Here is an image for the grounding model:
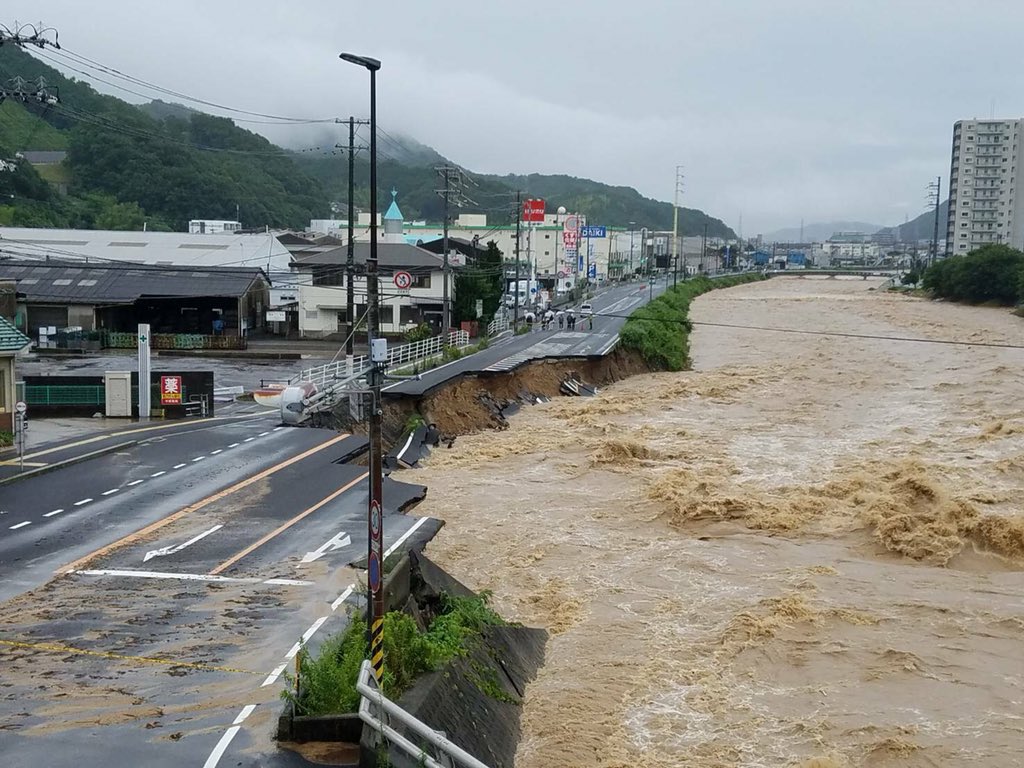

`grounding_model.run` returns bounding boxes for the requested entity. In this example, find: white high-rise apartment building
[947,119,1024,255]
